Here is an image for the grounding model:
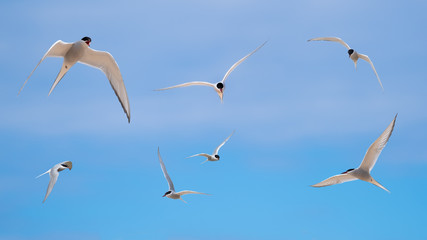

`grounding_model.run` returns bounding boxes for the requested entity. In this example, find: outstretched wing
[155,81,216,91]
[19,40,72,95]
[79,48,131,122]
[311,173,357,188]
[308,37,351,50]
[186,153,211,158]
[43,169,59,203]
[213,130,235,155]
[221,41,267,84]
[157,148,174,191]
[177,190,209,196]
[358,53,383,90]
[359,114,397,172]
